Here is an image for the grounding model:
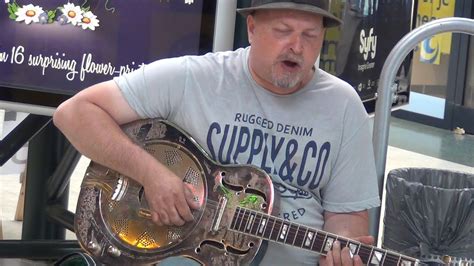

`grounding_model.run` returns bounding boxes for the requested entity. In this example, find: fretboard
[229,207,419,265]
